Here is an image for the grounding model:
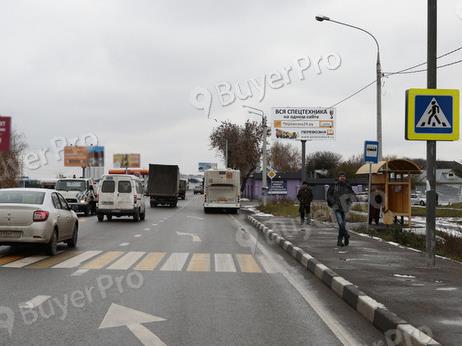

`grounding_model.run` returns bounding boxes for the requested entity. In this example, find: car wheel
[133,209,140,222]
[97,213,104,222]
[140,210,145,221]
[46,230,58,256]
[106,215,112,221]
[420,200,425,206]
[66,224,78,248]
